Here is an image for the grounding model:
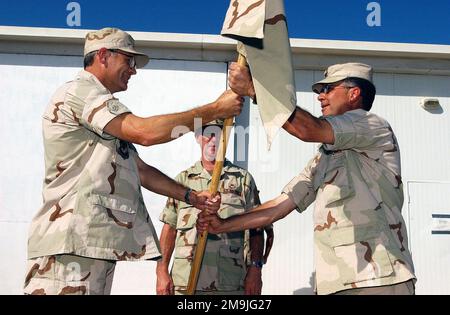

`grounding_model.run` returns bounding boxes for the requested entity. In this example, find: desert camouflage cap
[204,119,225,127]
[84,27,149,68]
[194,119,227,135]
[312,63,373,94]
